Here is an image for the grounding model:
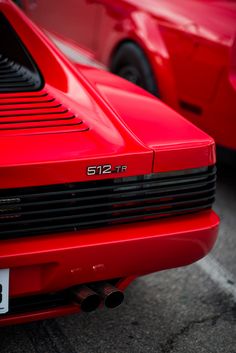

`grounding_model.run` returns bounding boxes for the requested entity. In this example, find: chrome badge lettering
[87,164,127,176]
